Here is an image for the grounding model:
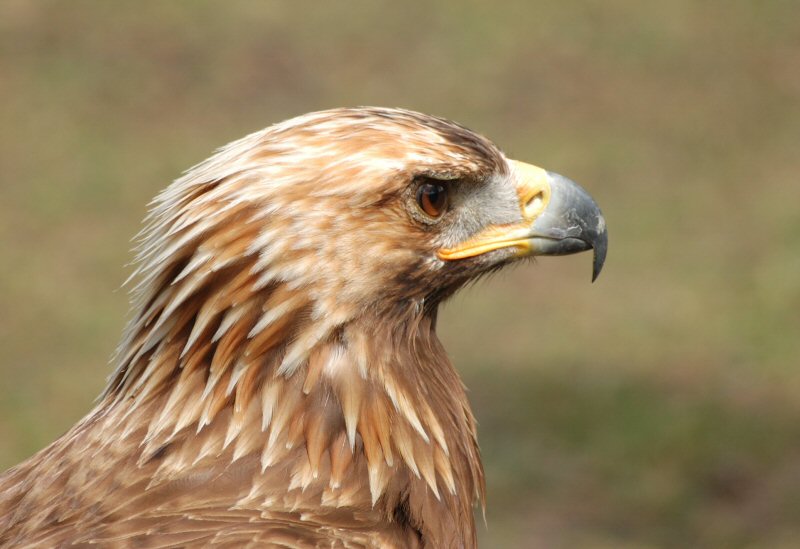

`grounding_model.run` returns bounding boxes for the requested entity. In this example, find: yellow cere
[509,160,552,221]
